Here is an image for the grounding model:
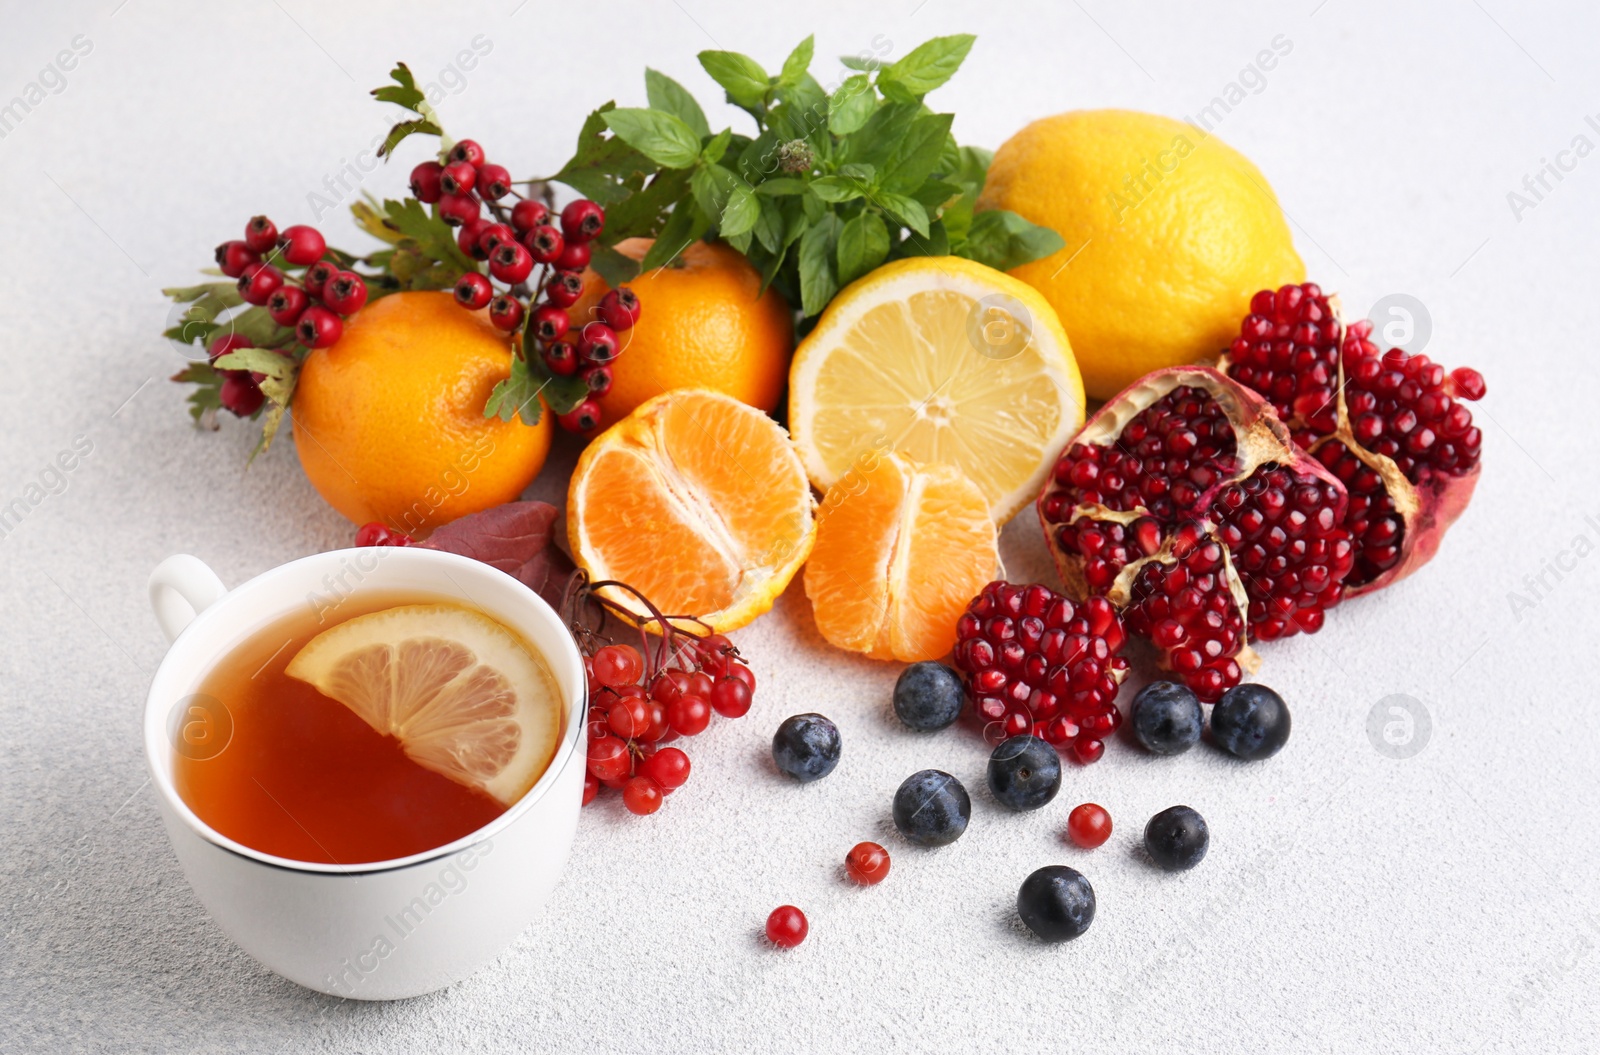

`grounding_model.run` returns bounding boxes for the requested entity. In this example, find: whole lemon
[291,291,551,537]
[978,109,1304,400]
